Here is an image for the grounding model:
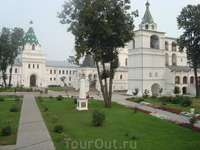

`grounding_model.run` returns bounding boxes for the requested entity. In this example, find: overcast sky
[0,0,199,61]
